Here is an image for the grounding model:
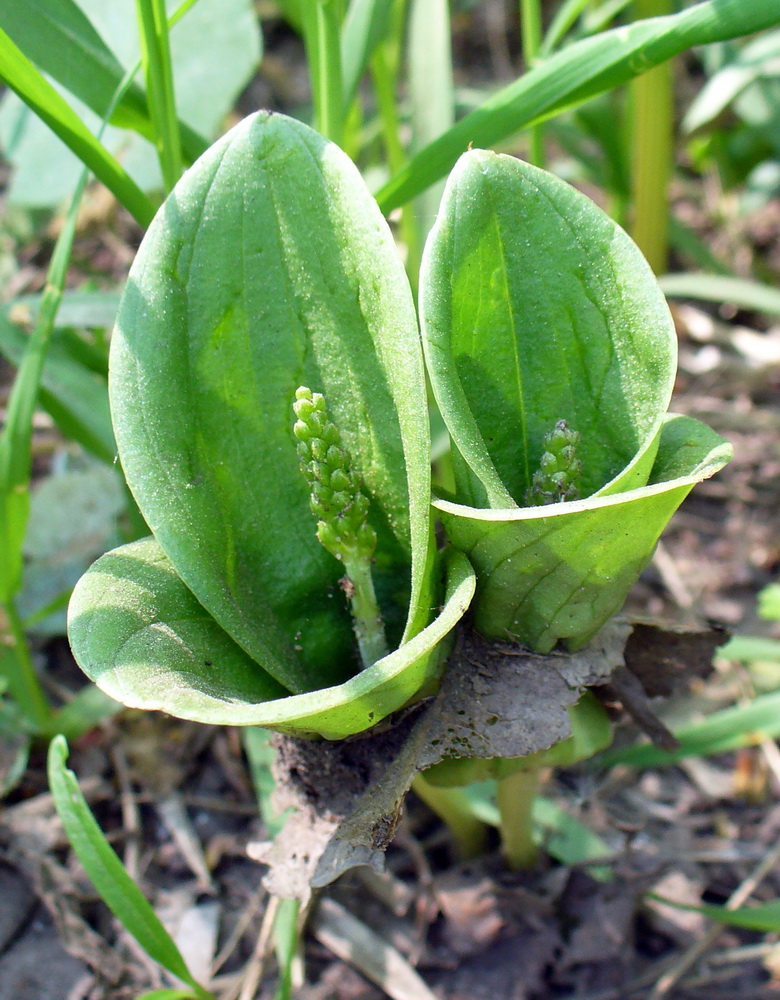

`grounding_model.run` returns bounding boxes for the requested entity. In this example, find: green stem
[630,0,674,273]
[370,44,420,294]
[135,0,182,191]
[302,0,344,144]
[412,774,489,859]
[1,600,53,734]
[497,767,540,870]
[520,0,545,168]
[343,555,388,669]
